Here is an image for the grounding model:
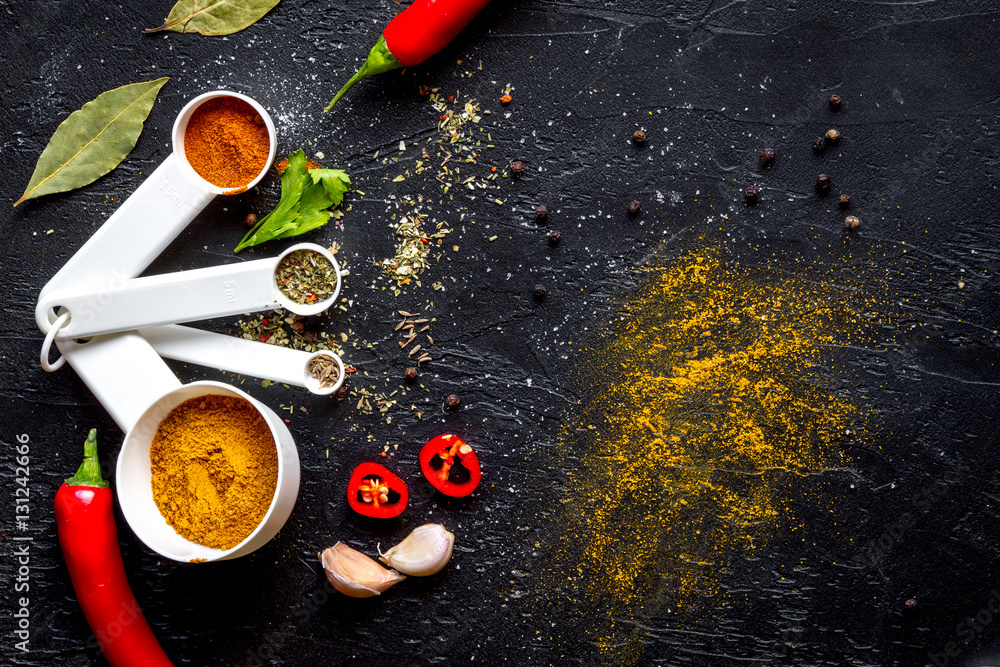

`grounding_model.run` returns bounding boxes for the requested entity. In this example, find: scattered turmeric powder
[150,395,278,550]
[546,242,891,659]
